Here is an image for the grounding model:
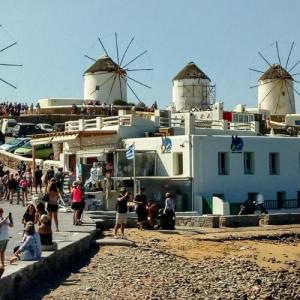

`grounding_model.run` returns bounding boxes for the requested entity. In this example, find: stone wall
[260,213,300,225]
[219,215,260,228]
[175,216,220,228]
[0,150,43,170]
